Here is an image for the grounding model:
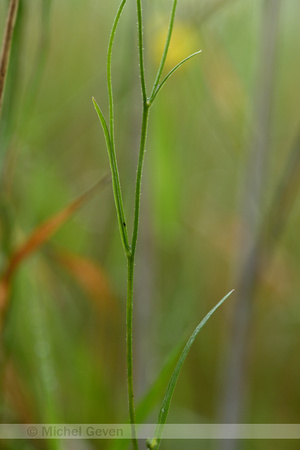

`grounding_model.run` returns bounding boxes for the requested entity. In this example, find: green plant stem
[126,102,150,450]
[92,99,130,256]
[136,0,147,104]
[107,0,127,149]
[131,105,150,256]
[106,0,129,255]
[101,1,184,448]
[126,254,138,450]
[149,0,178,102]
[149,50,202,105]
[124,4,152,447]
[95,1,204,449]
